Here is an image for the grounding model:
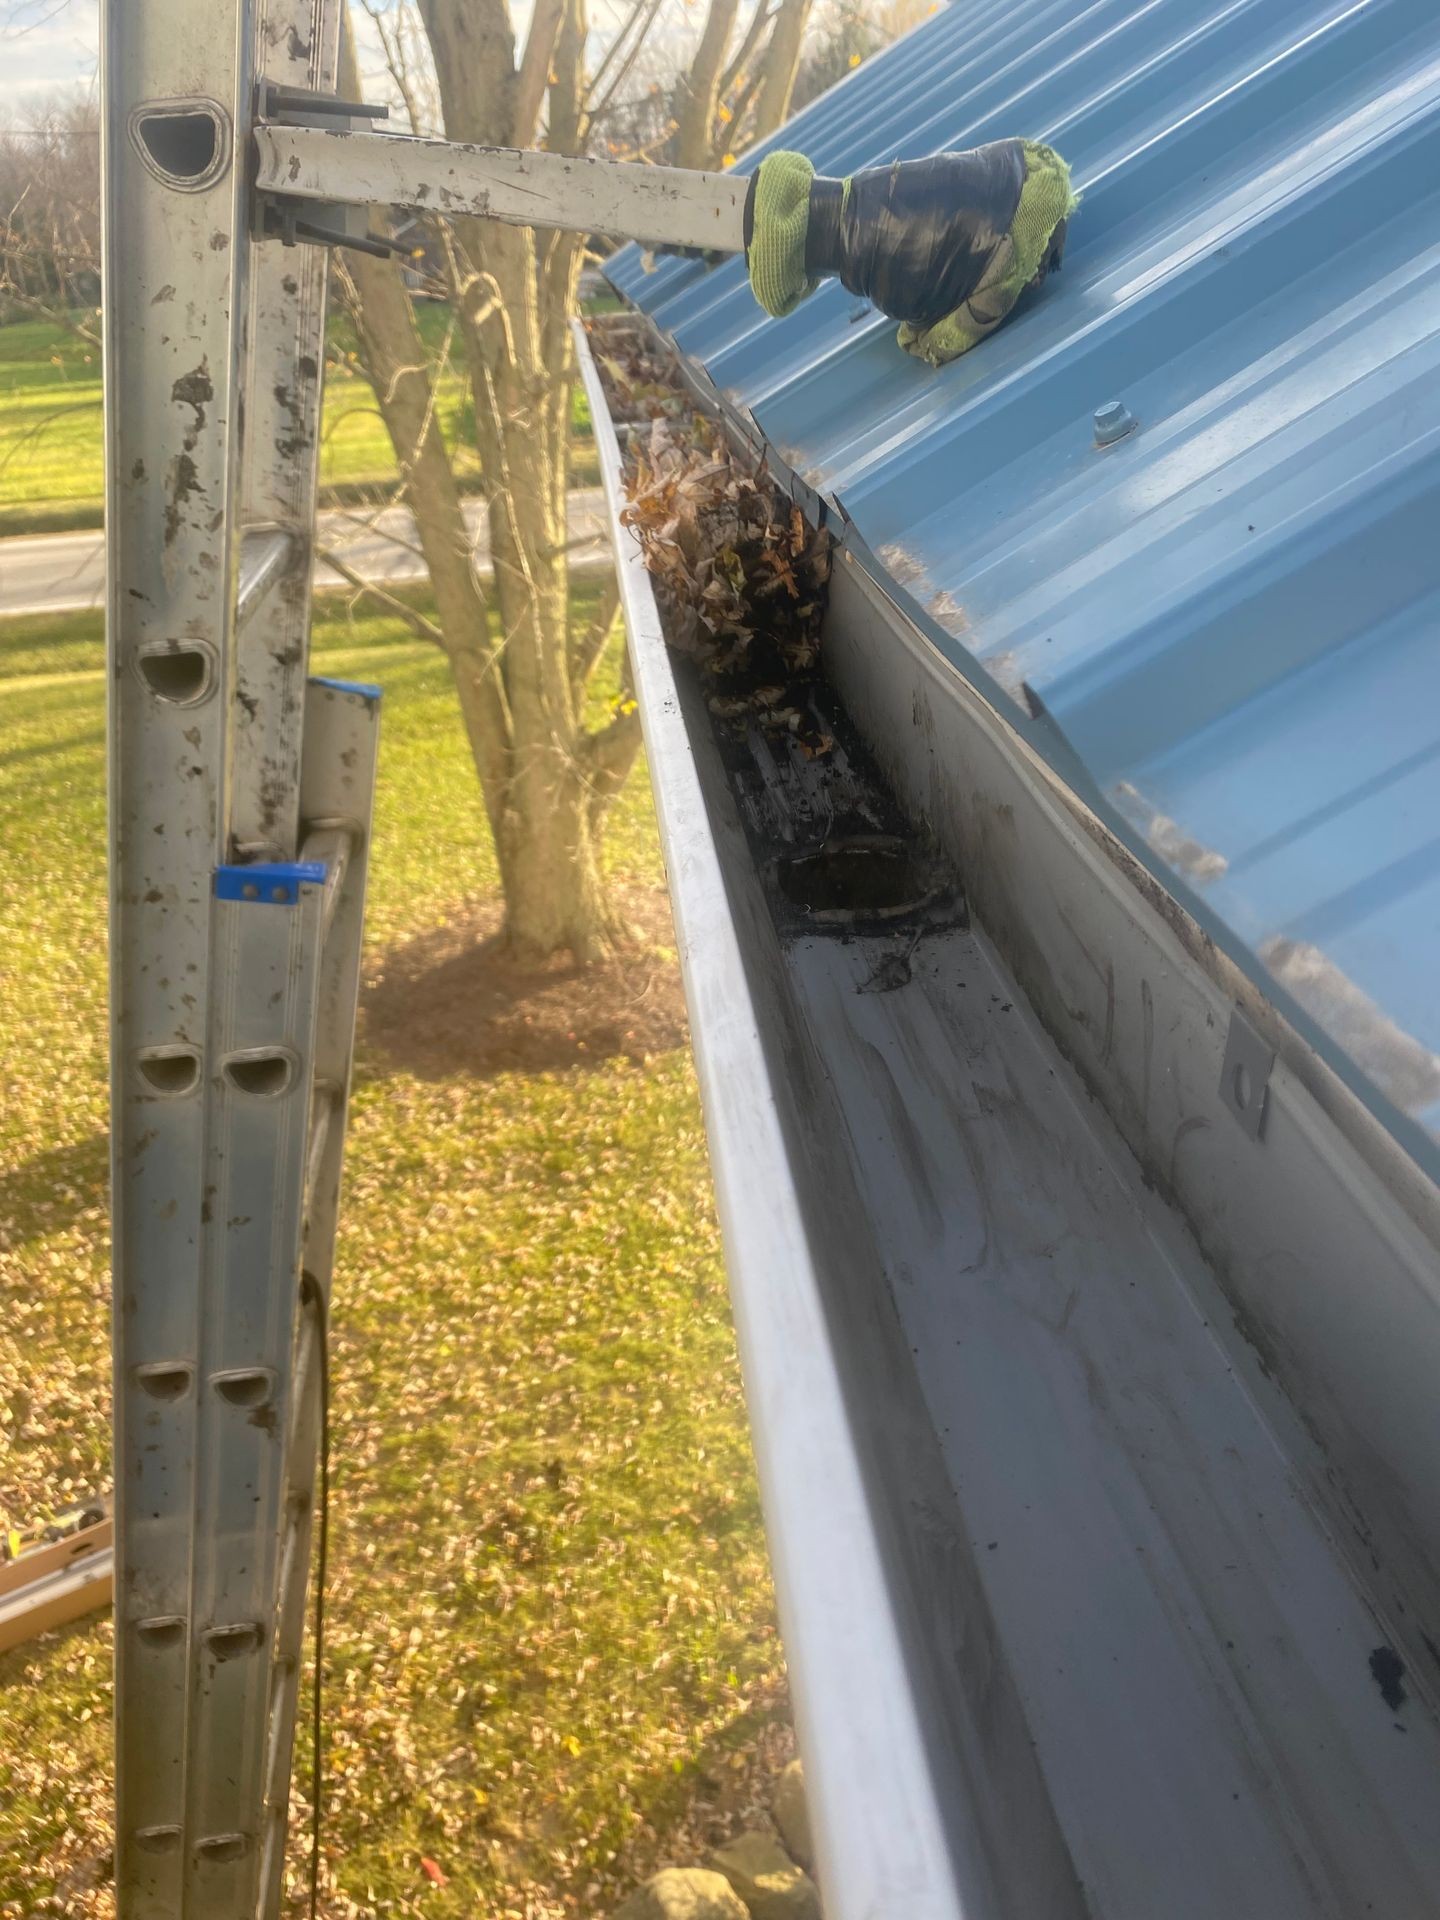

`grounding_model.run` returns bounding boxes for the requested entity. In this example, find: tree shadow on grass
[360,881,689,1081]
[603,1676,797,1903]
[0,1132,108,1255]
[0,727,105,771]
